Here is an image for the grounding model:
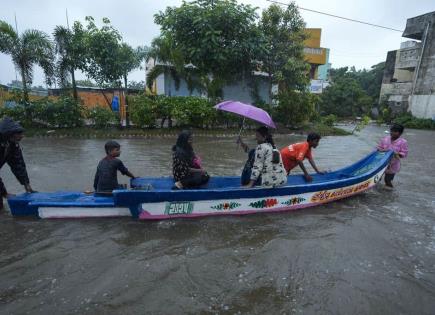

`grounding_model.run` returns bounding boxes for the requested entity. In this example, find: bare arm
[308,158,324,174]
[125,170,136,179]
[298,161,312,182]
